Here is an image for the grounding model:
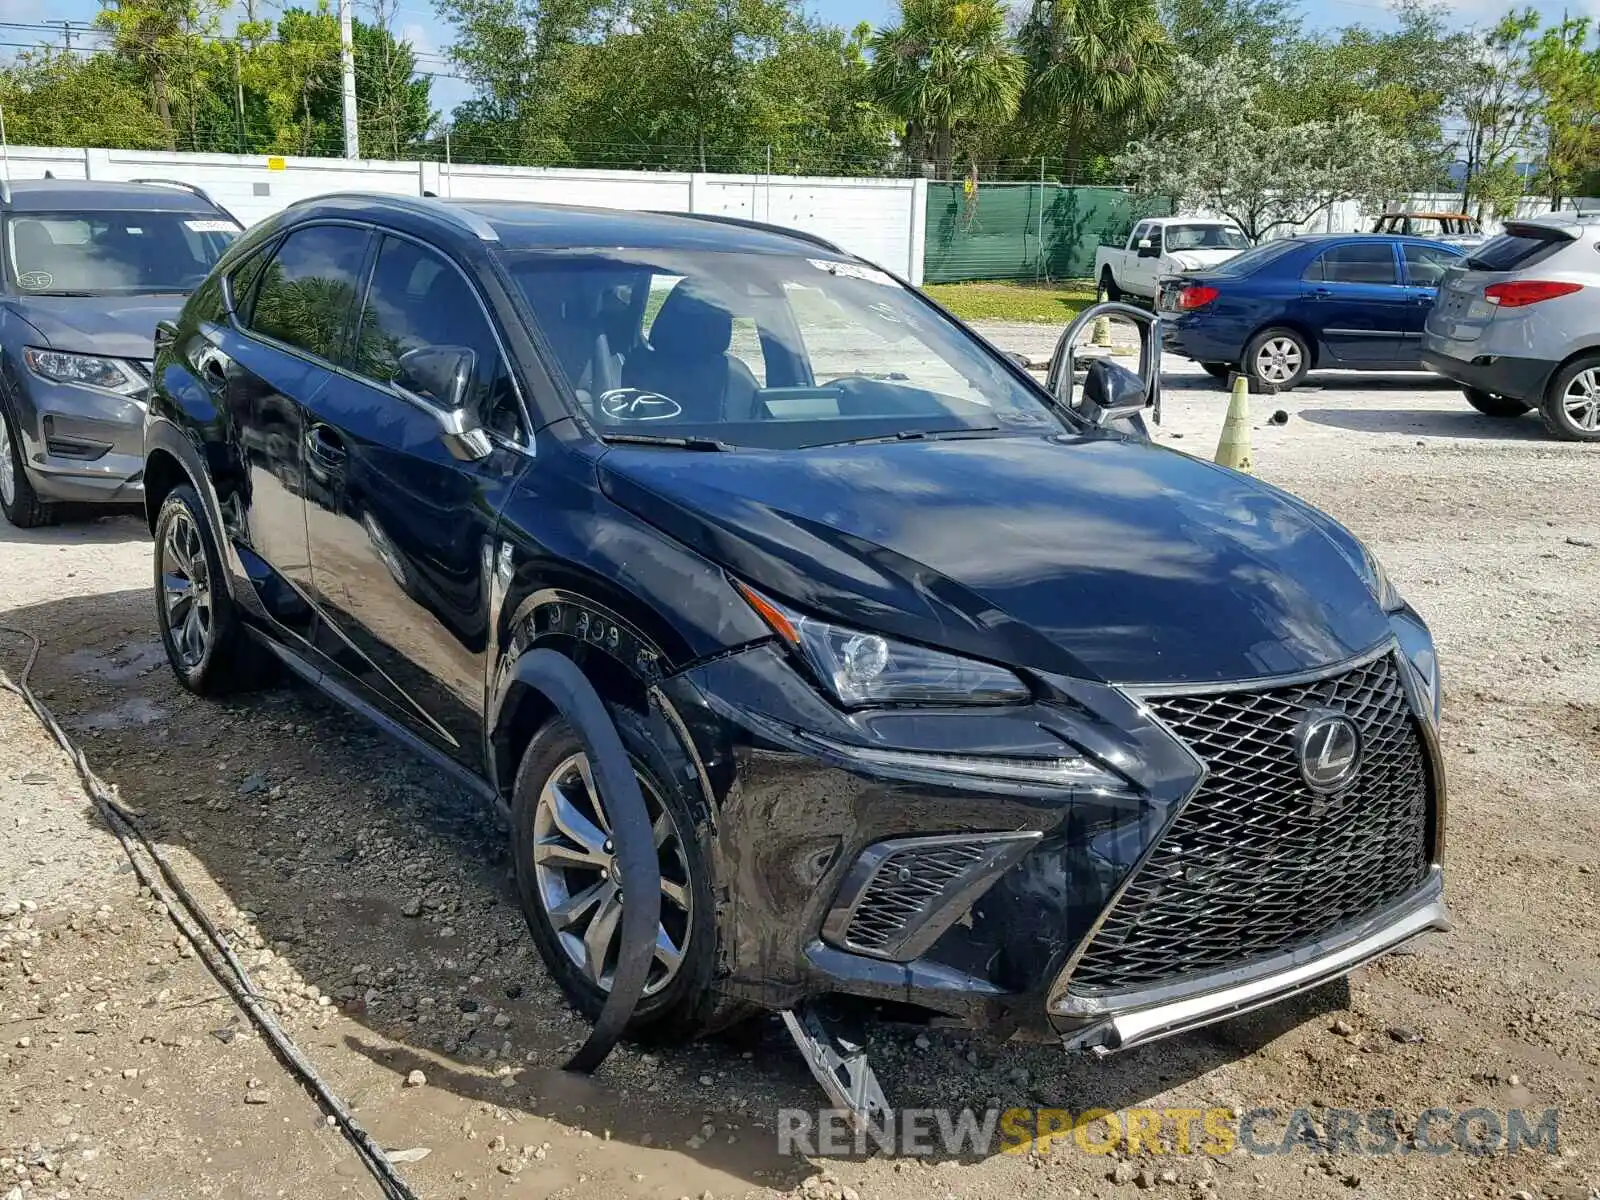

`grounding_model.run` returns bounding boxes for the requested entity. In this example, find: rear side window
[1466,230,1570,271]
[1402,243,1461,286]
[247,225,370,362]
[1306,243,1398,285]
